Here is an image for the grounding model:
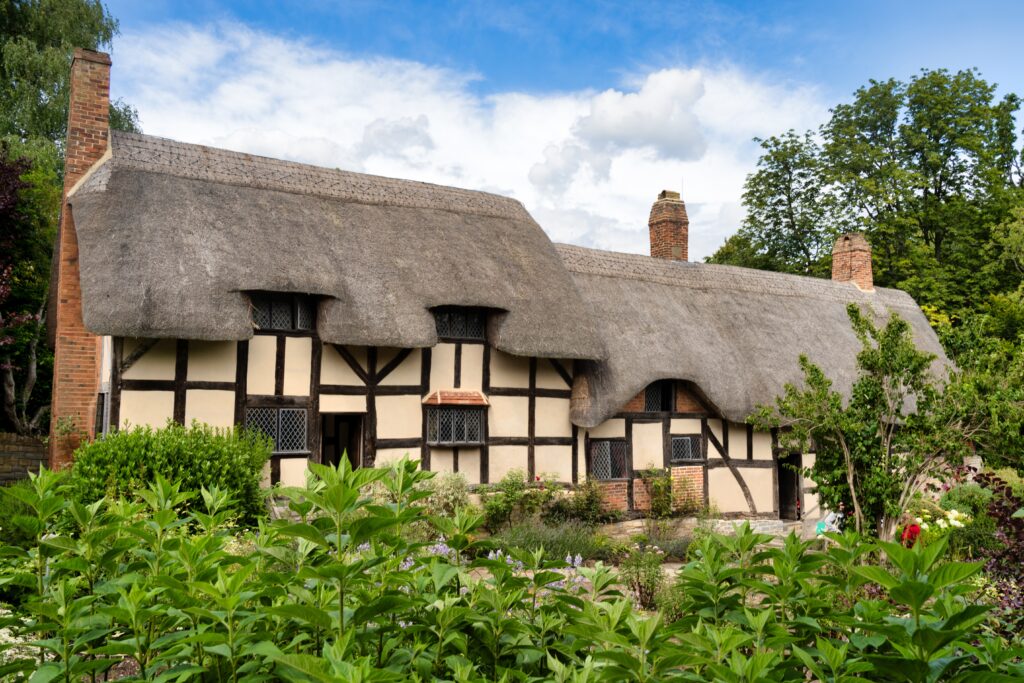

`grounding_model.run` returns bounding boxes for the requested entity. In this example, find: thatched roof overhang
[68,132,606,361]
[556,244,948,427]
